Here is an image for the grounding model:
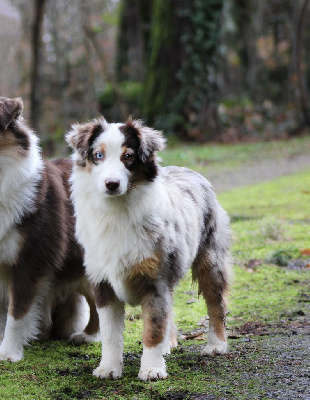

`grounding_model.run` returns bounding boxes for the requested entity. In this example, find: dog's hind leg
[82,290,99,340]
[0,284,48,361]
[192,250,230,356]
[0,283,8,342]
[70,287,100,344]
